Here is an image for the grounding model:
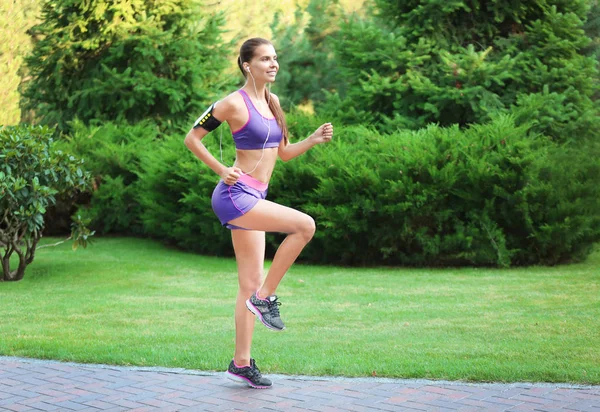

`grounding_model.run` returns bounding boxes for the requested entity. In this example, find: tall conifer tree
[21,0,234,132]
[270,0,344,109]
[327,0,599,141]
